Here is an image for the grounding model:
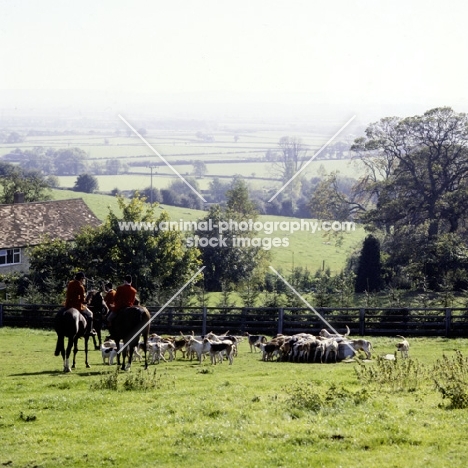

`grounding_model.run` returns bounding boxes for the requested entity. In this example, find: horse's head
[85,290,97,303]
[86,290,107,313]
